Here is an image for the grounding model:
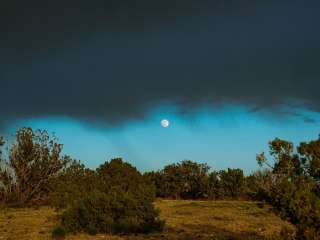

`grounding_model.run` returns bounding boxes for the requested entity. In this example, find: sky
[1,0,320,173]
